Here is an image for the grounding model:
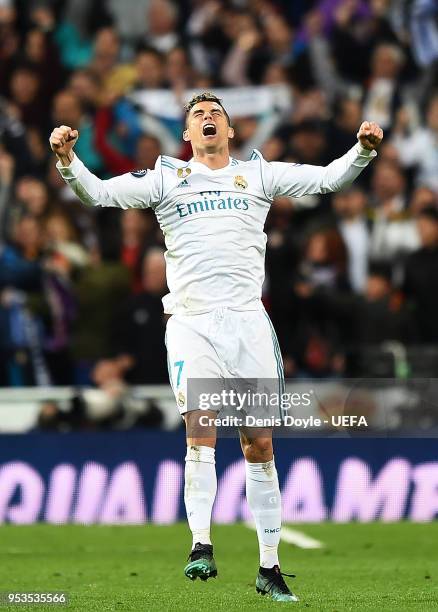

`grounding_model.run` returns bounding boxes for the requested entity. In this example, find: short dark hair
[418,205,438,224]
[135,44,162,60]
[368,261,392,283]
[184,92,231,126]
